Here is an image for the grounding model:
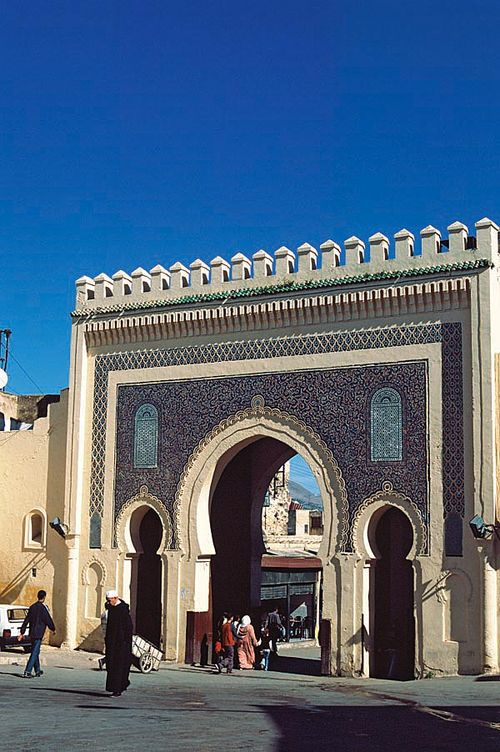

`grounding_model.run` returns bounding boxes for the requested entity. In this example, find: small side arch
[81,559,106,620]
[435,568,472,643]
[352,481,426,559]
[116,485,172,554]
[435,568,473,604]
[81,557,108,587]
